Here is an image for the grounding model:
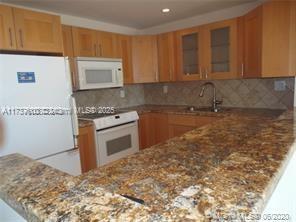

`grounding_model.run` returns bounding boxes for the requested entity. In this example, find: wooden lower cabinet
[138,113,221,149]
[78,124,97,173]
